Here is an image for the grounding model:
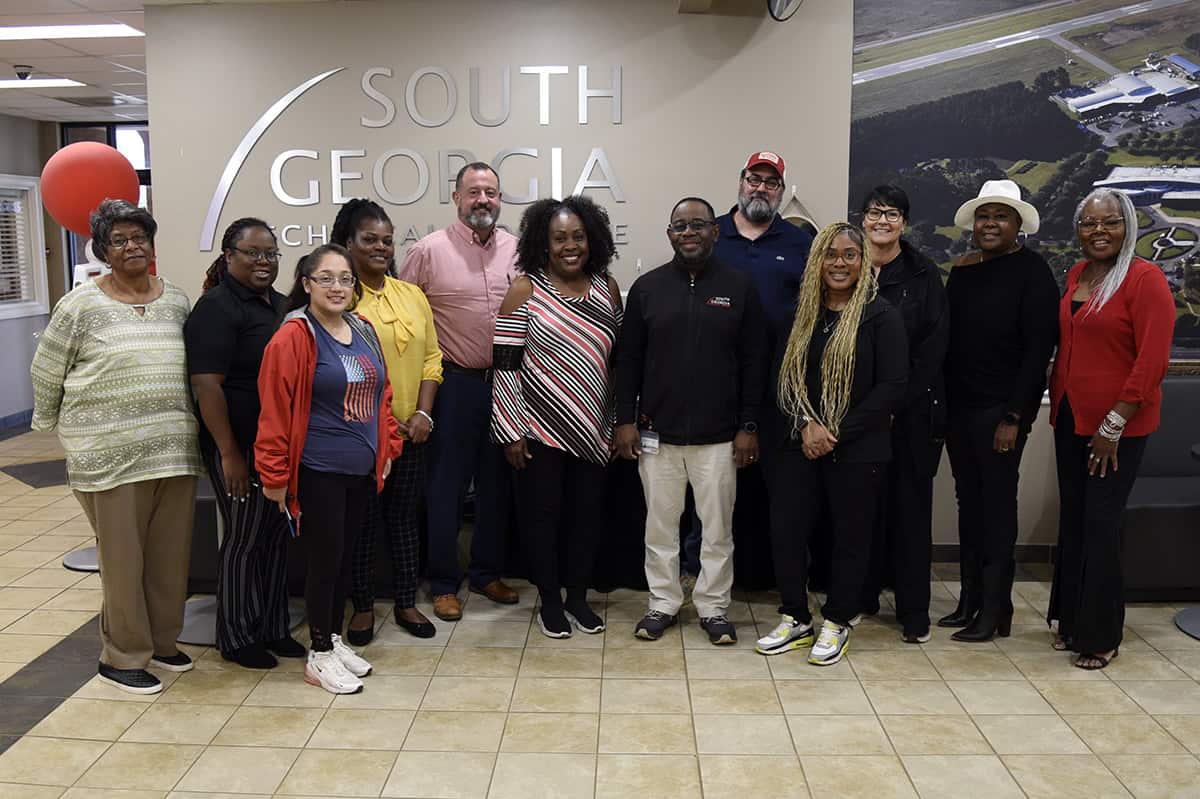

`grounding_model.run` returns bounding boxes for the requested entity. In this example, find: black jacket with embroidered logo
[615,254,767,446]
